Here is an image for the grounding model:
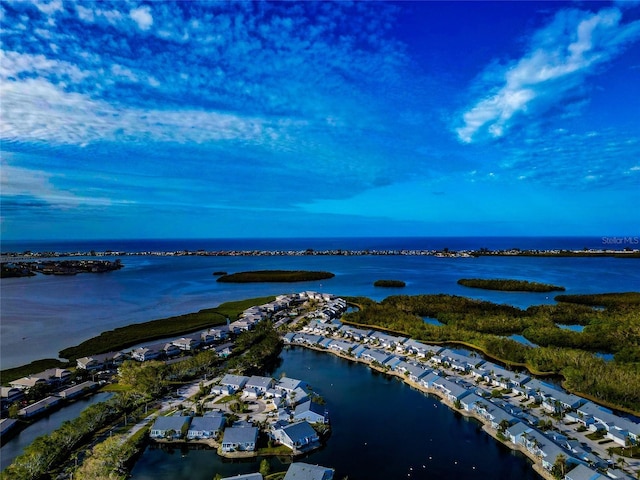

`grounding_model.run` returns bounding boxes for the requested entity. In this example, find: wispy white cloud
[0,76,288,146]
[33,0,63,16]
[129,5,153,31]
[0,160,127,208]
[456,7,640,143]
